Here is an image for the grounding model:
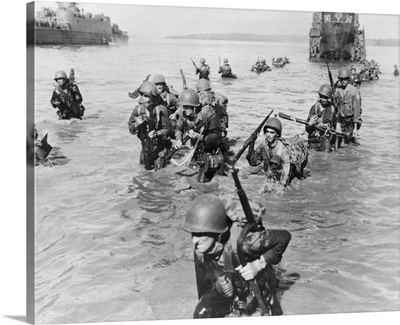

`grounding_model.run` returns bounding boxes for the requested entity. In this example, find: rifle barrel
[233,110,273,163]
